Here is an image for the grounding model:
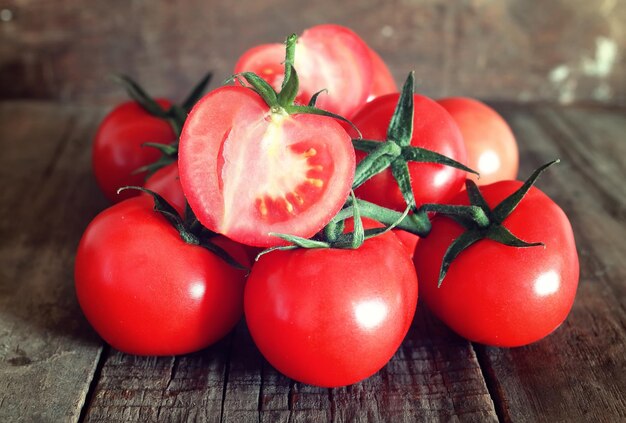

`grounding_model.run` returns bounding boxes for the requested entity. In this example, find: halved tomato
[178,85,355,247]
[234,24,373,118]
